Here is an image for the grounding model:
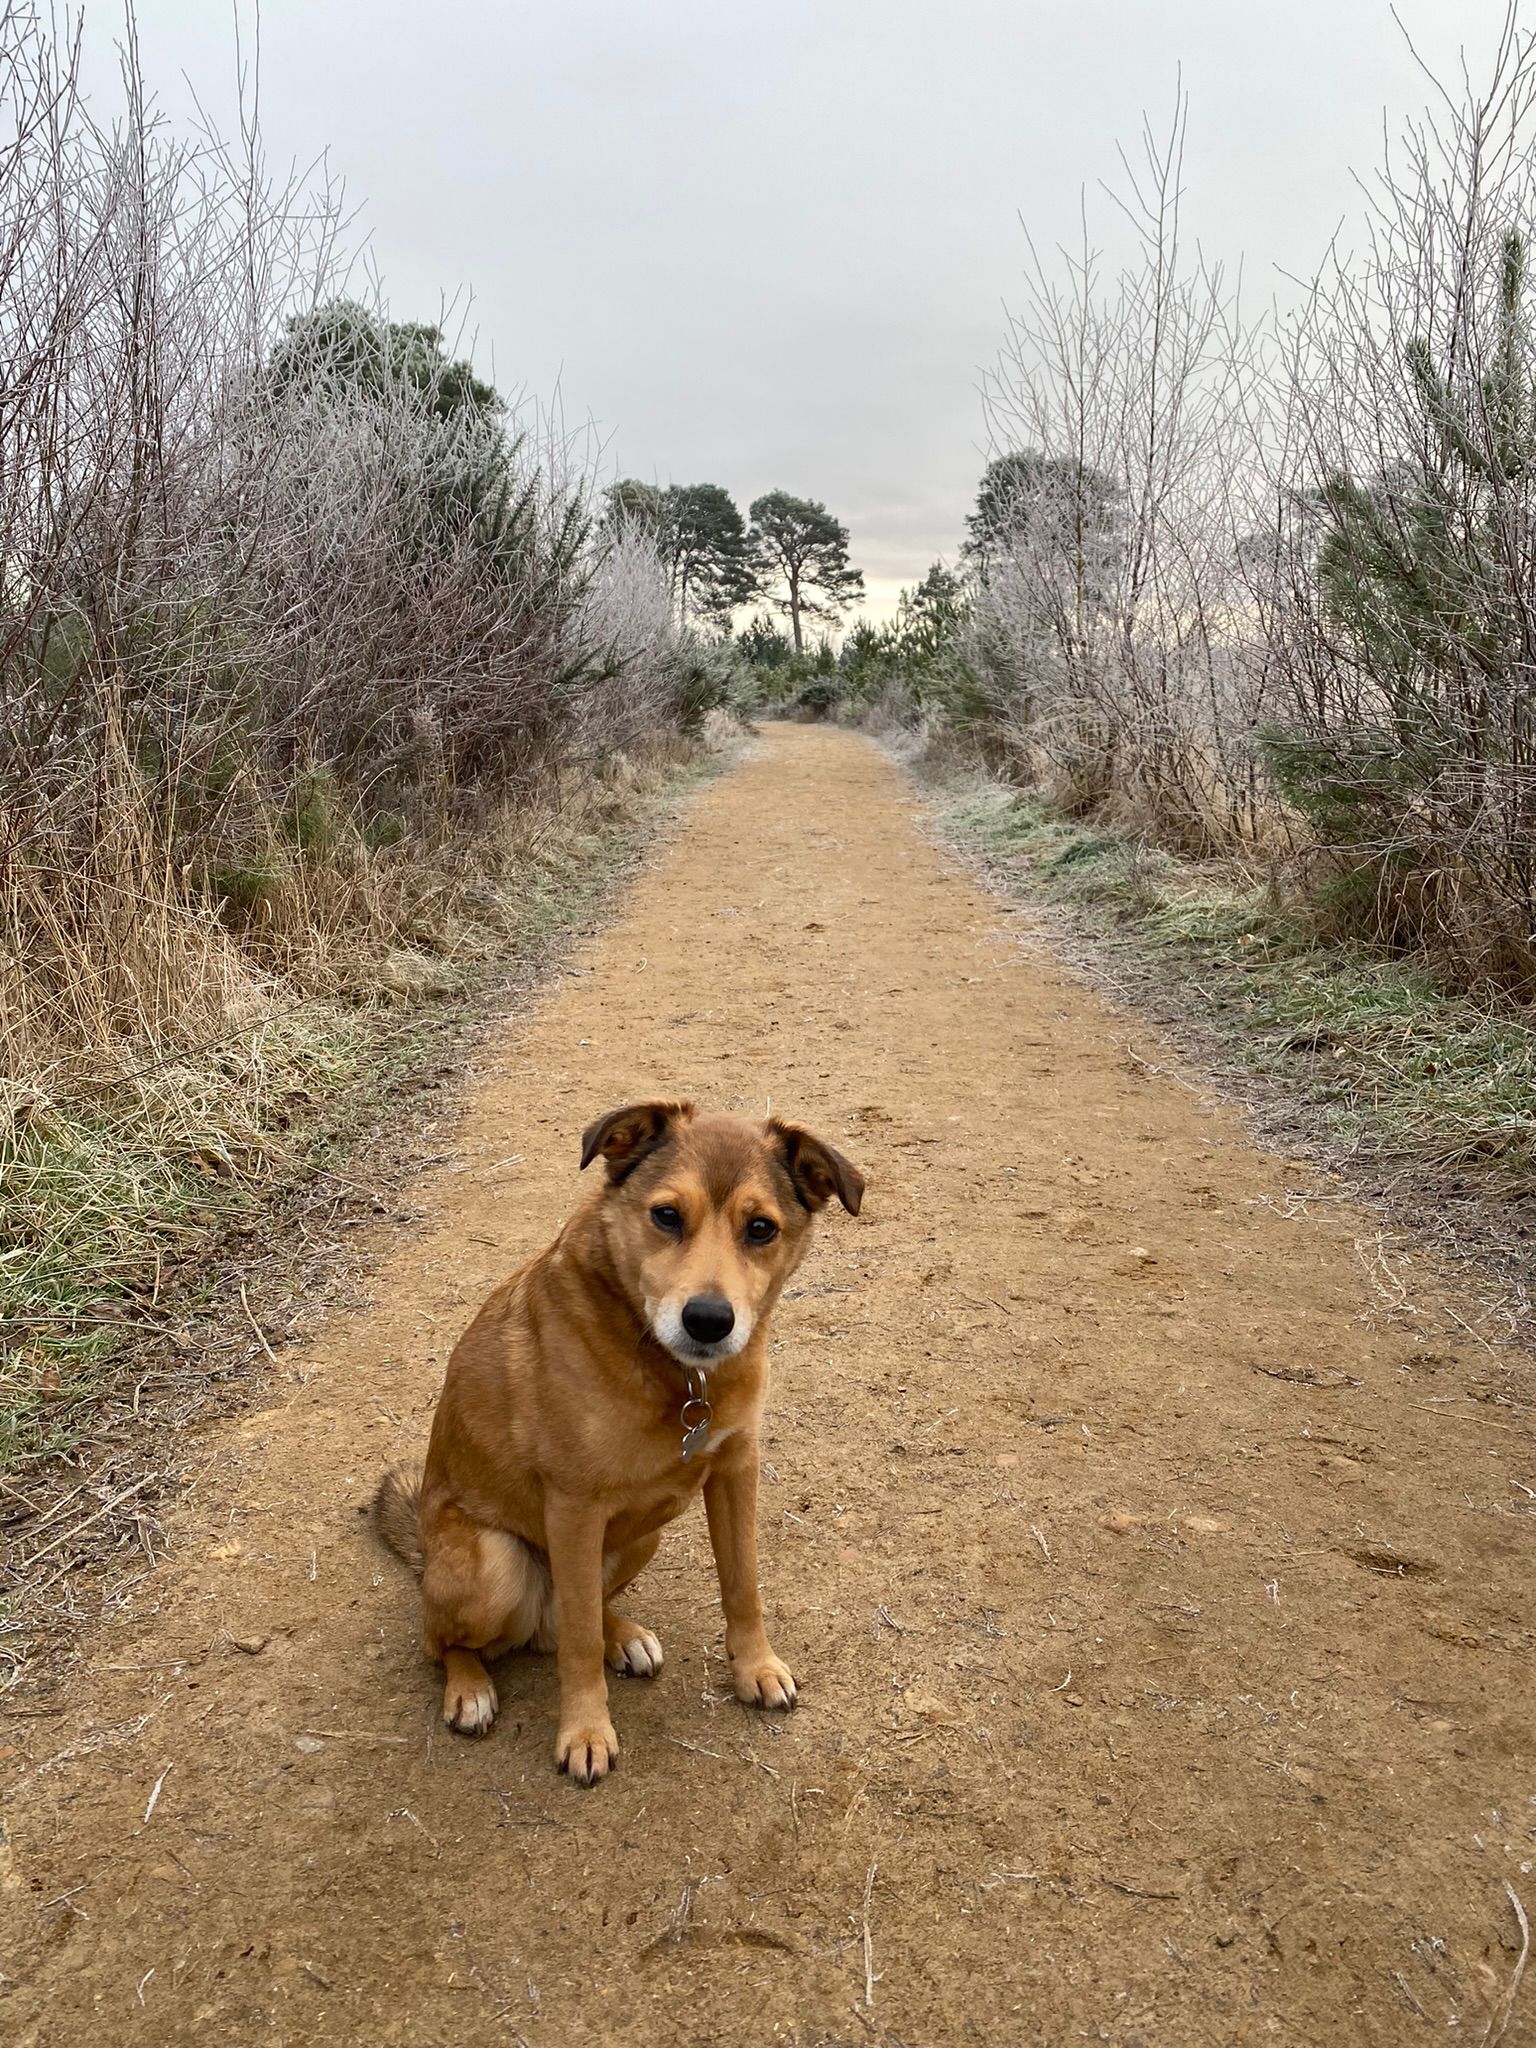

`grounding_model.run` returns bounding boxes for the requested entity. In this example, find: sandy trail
[4,726,1534,2047]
